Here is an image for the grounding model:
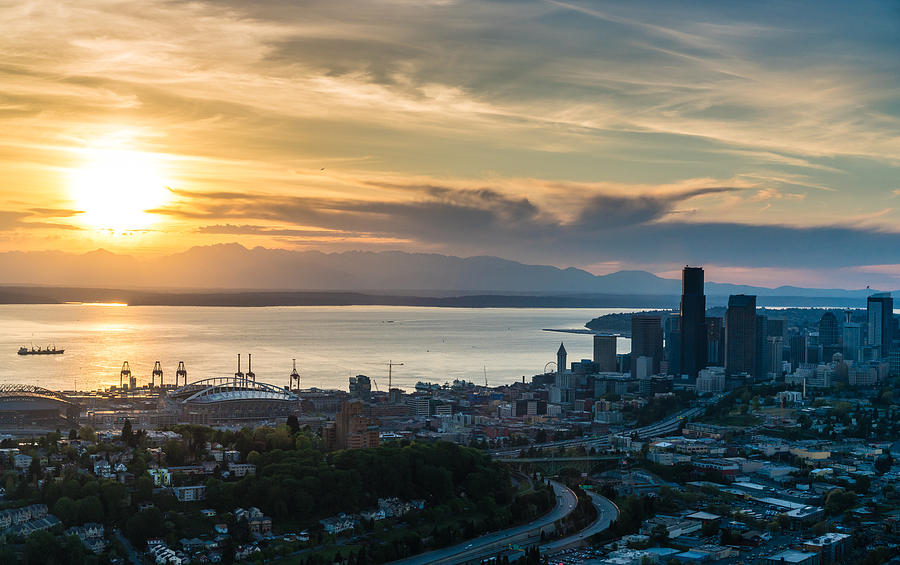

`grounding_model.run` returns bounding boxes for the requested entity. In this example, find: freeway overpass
[497,455,622,474]
[489,406,706,458]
